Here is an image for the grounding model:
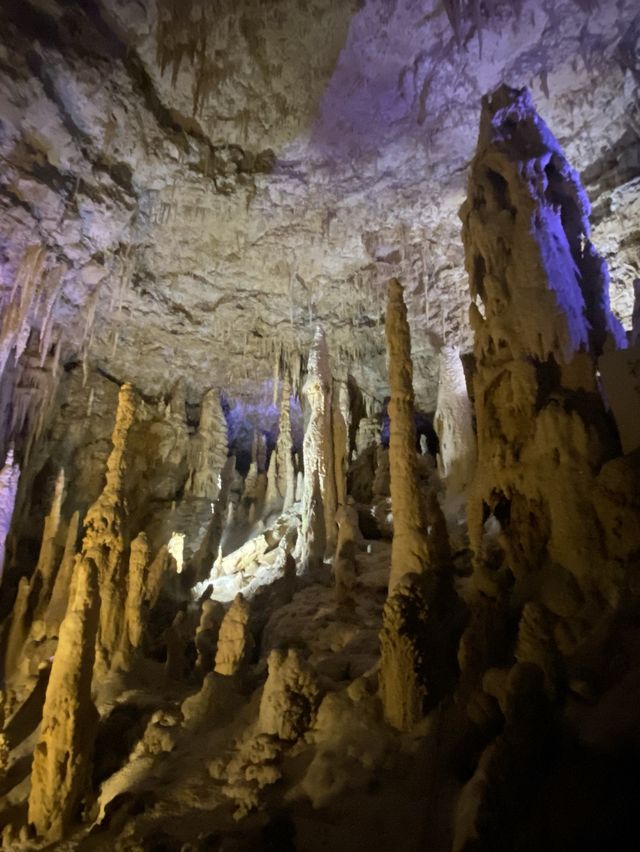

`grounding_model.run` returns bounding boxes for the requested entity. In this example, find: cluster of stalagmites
[0,84,637,849]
